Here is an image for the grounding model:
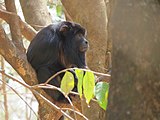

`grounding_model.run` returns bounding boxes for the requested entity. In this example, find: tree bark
[106,0,160,119]
[0,8,37,41]
[62,0,108,73]
[62,0,108,120]
[20,0,52,30]
[5,0,25,52]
